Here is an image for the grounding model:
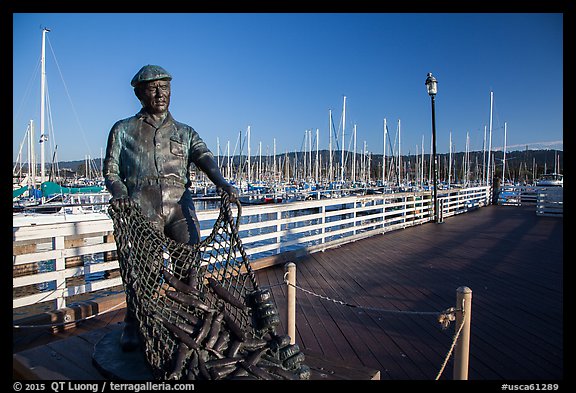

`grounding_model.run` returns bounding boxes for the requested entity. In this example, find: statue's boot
[120,311,141,352]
